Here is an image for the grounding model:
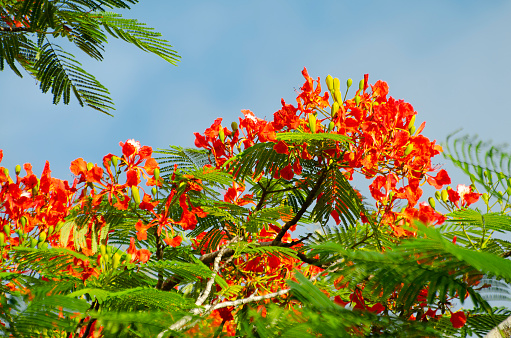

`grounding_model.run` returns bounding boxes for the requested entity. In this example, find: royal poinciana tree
[1,69,511,337]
